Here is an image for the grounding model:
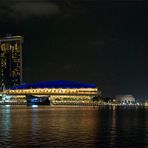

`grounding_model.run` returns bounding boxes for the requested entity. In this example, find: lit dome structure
[115,95,135,104]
